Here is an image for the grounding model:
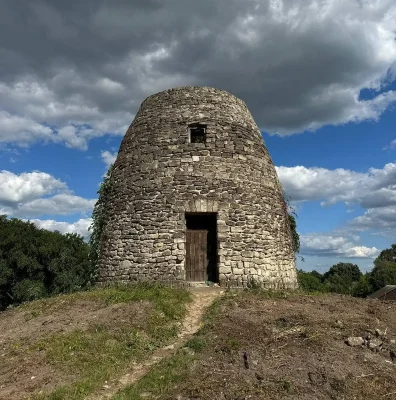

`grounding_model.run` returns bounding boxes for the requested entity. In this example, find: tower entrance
[185,213,218,282]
